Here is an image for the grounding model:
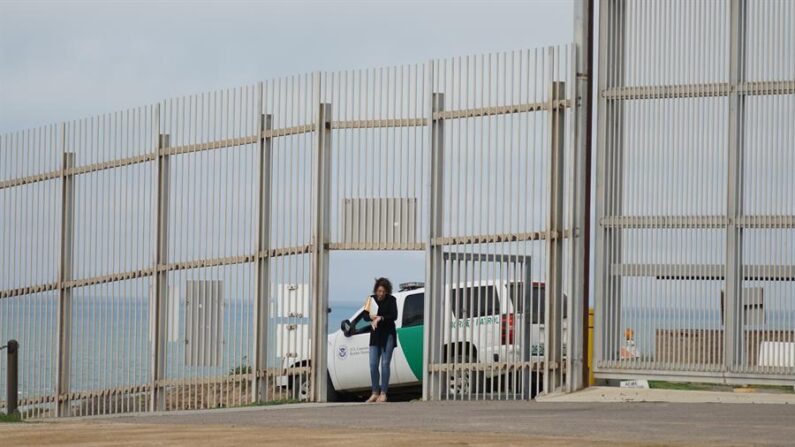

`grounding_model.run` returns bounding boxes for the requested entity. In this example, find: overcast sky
[0,0,574,134]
